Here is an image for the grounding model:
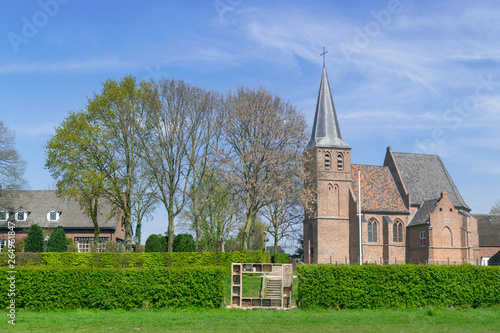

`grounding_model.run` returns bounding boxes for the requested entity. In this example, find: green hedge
[0,251,270,274]
[0,267,224,310]
[297,265,500,309]
[273,253,290,263]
